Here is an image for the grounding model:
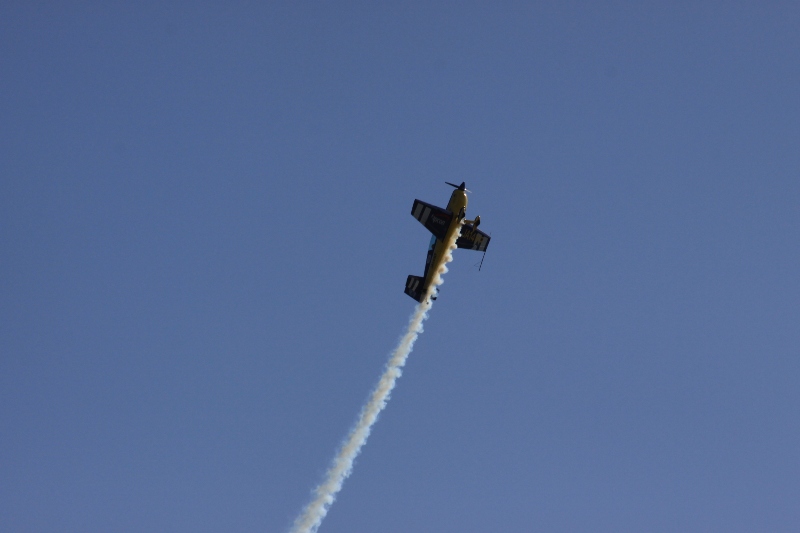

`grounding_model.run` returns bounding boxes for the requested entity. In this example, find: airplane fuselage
[423,189,468,290]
